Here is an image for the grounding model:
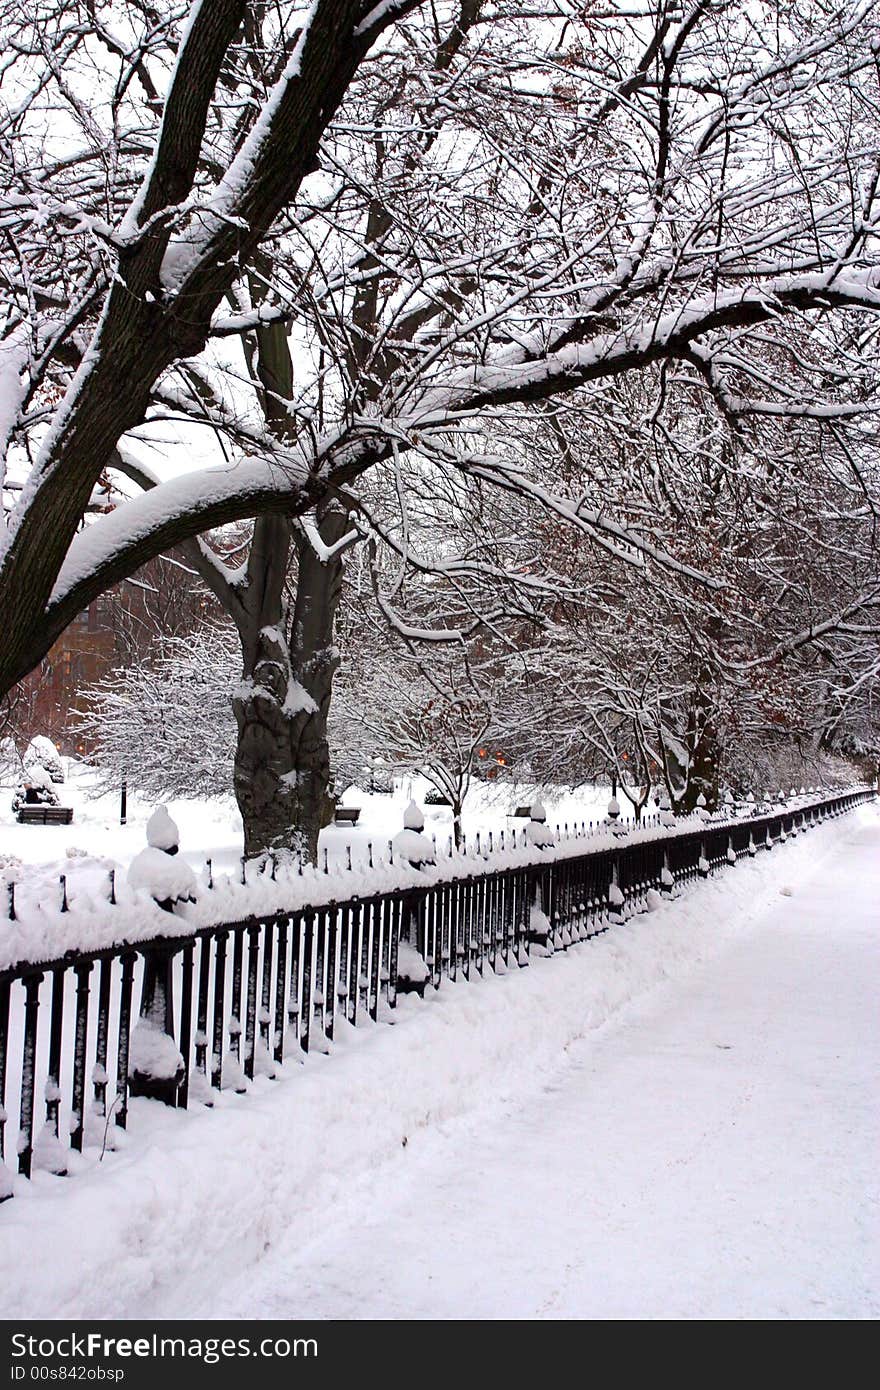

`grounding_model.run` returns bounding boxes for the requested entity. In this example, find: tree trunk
[232,510,349,863]
[451,798,464,849]
[676,680,720,812]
